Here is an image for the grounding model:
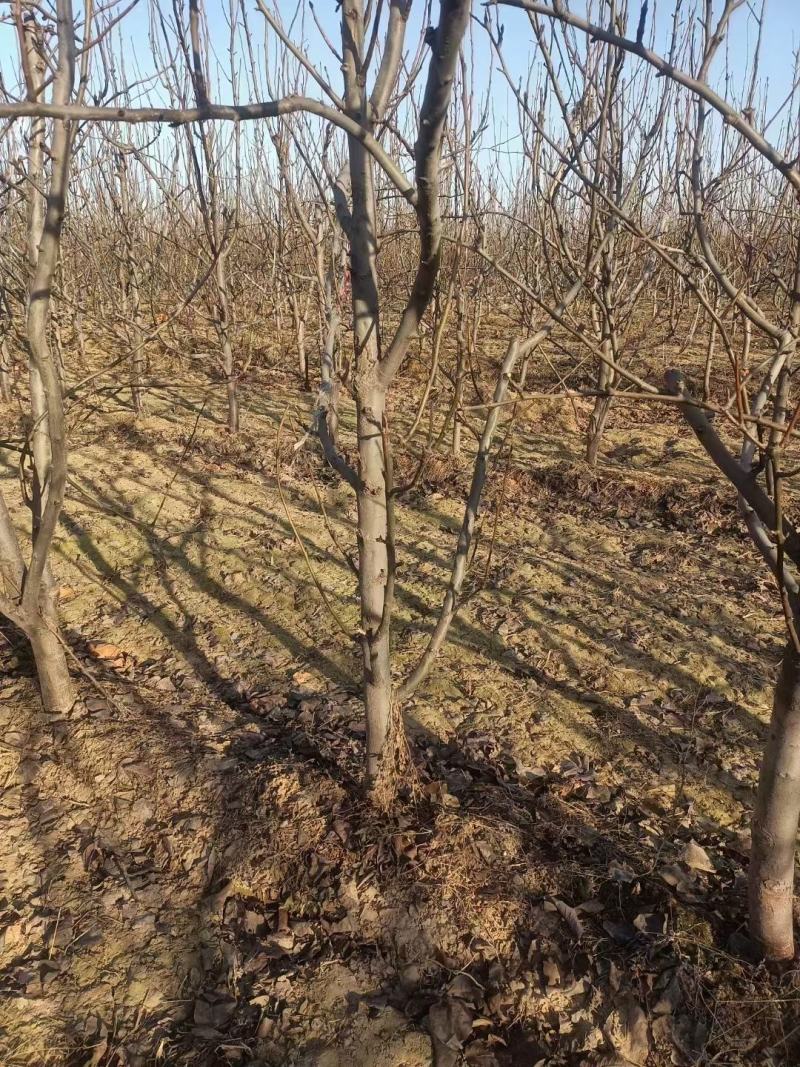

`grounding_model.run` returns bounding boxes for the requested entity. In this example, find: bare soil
[0,361,796,1066]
